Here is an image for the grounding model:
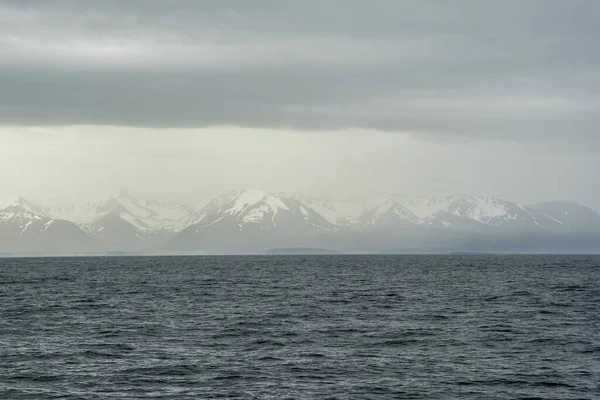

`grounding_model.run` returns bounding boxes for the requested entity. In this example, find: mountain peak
[227,190,287,212]
[10,196,41,213]
[13,196,29,205]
